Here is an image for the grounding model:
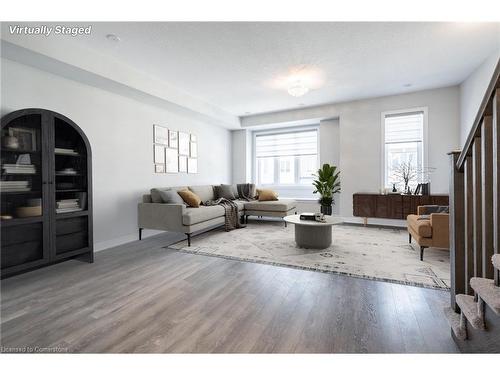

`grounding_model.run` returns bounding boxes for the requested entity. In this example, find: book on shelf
[56,207,83,214]
[2,164,36,174]
[55,147,79,156]
[0,180,31,192]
